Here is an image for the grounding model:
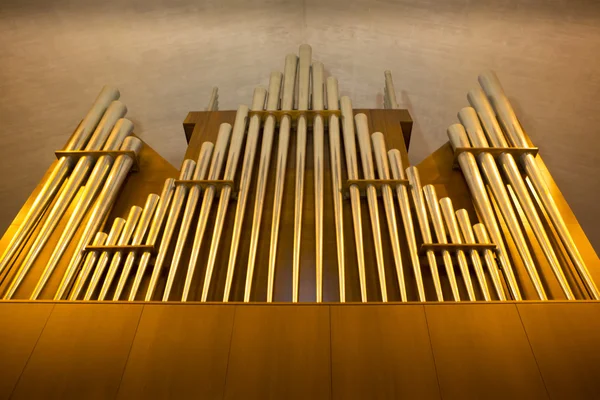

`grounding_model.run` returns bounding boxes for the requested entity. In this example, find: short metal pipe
[340,97,368,302]
[455,209,494,301]
[423,185,461,301]
[144,159,197,301]
[85,205,142,300]
[69,232,109,300]
[181,123,232,301]
[371,133,407,301]
[473,223,508,300]
[199,105,250,302]
[127,179,176,301]
[439,197,478,301]
[354,114,388,301]
[405,166,444,301]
